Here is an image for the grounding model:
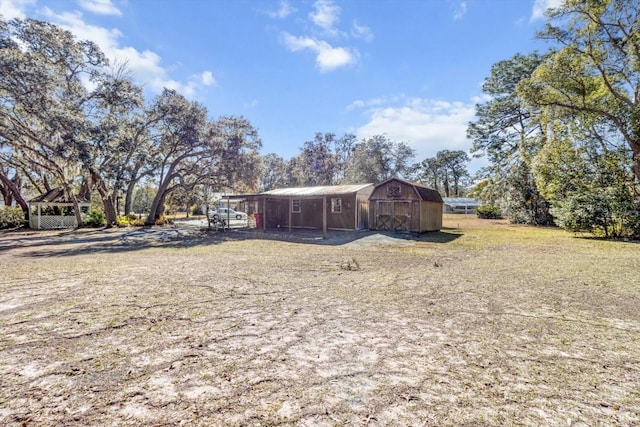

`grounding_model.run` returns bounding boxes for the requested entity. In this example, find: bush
[117,213,144,226]
[476,204,502,219]
[191,205,204,215]
[0,207,26,229]
[84,209,106,227]
[551,191,640,239]
[154,215,173,226]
